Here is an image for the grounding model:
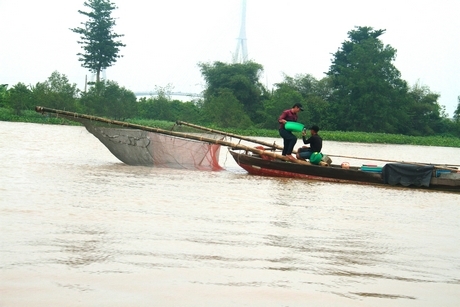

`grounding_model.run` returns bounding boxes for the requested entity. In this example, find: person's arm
[302,136,312,145]
[278,110,288,124]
